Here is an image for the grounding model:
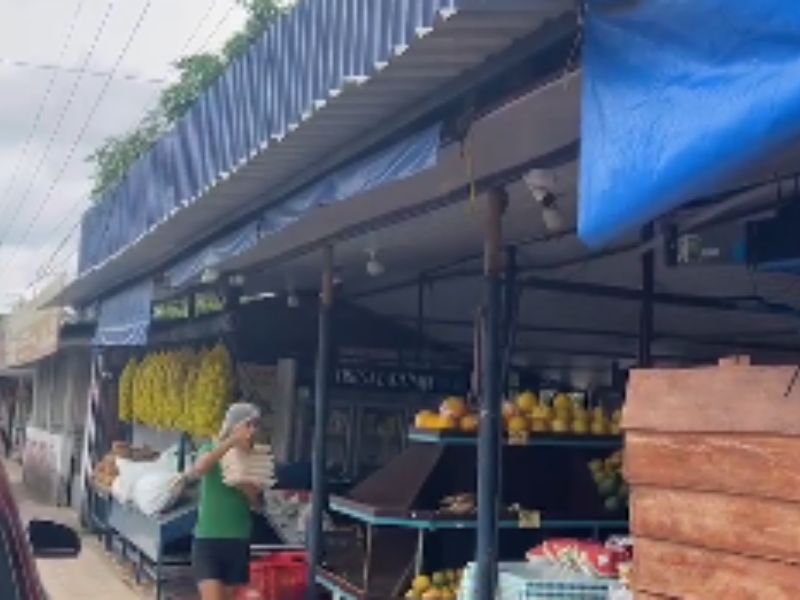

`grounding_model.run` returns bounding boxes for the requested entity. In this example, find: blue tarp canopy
[166,123,441,288]
[93,280,154,347]
[579,0,800,248]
